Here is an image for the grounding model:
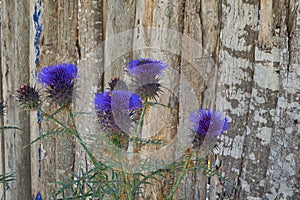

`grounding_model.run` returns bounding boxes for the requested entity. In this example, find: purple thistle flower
[38,63,78,107]
[190,108,230,148]
[16,84,40,110]
[0,101,5,116]
[126,58,168,98]
[95,91,112,114]
[95,90,142,134]
[127,58,168,78]
[95,90,142,114]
